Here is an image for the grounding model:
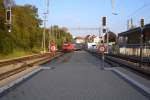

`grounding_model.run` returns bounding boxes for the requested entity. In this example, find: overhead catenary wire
[128,2,150,18]
[125,2,150,30]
